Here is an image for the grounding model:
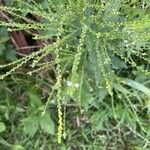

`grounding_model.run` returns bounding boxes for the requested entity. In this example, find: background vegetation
[0,0,150,149]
